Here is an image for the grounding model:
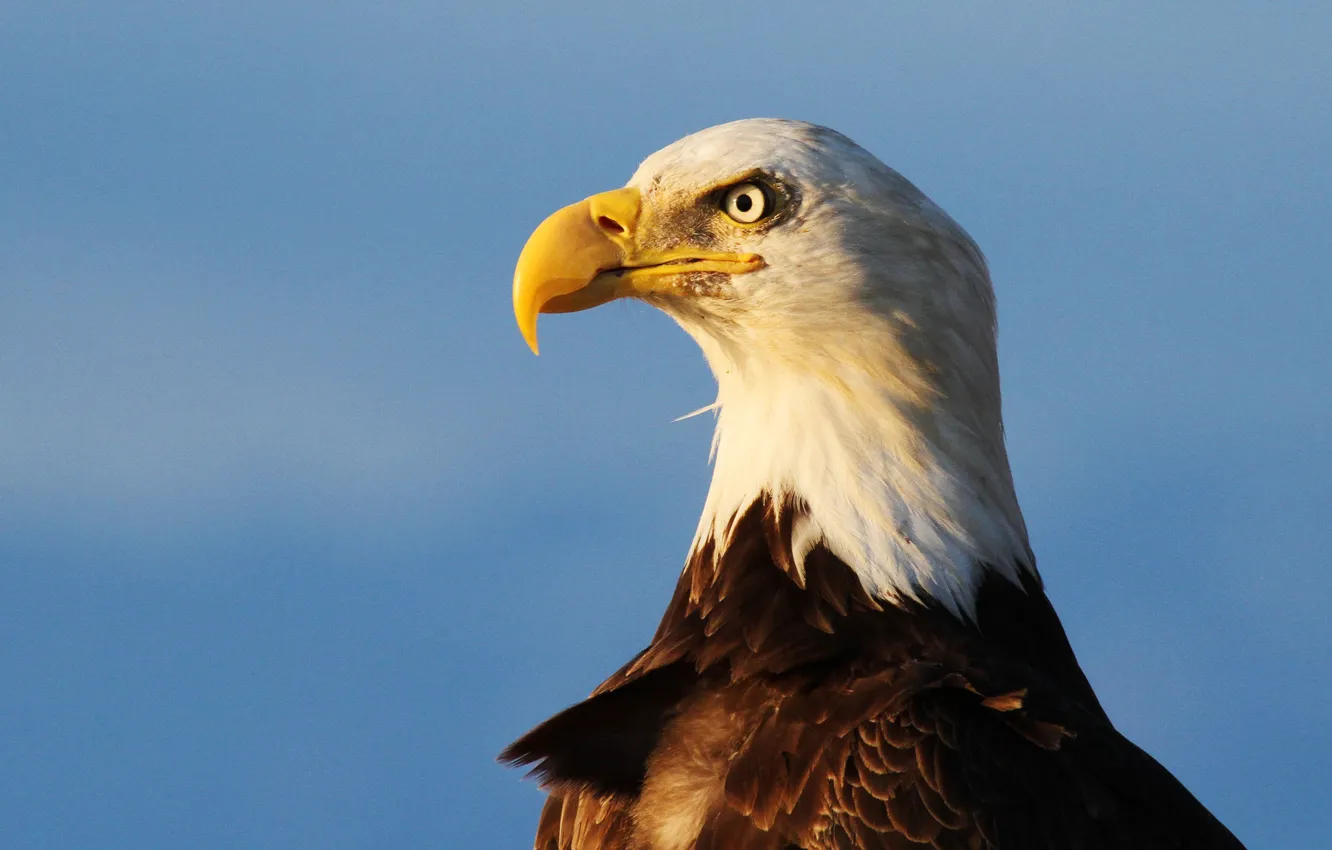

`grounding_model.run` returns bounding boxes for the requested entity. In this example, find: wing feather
[533,792,633,850]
